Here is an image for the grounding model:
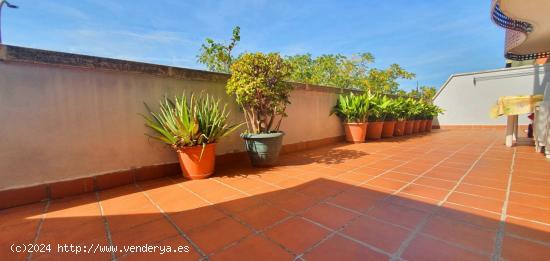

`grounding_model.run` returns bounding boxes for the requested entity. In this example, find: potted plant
[381,96,397,138]
[331,92,369,143]
[426,104,444,132]
[418,103,429,132]
[226,52,293,167]
[393,97,407,136]
[367,95,390,139]
[404,99,416,135]
[143,93,242,179]
[411,100,421,134]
